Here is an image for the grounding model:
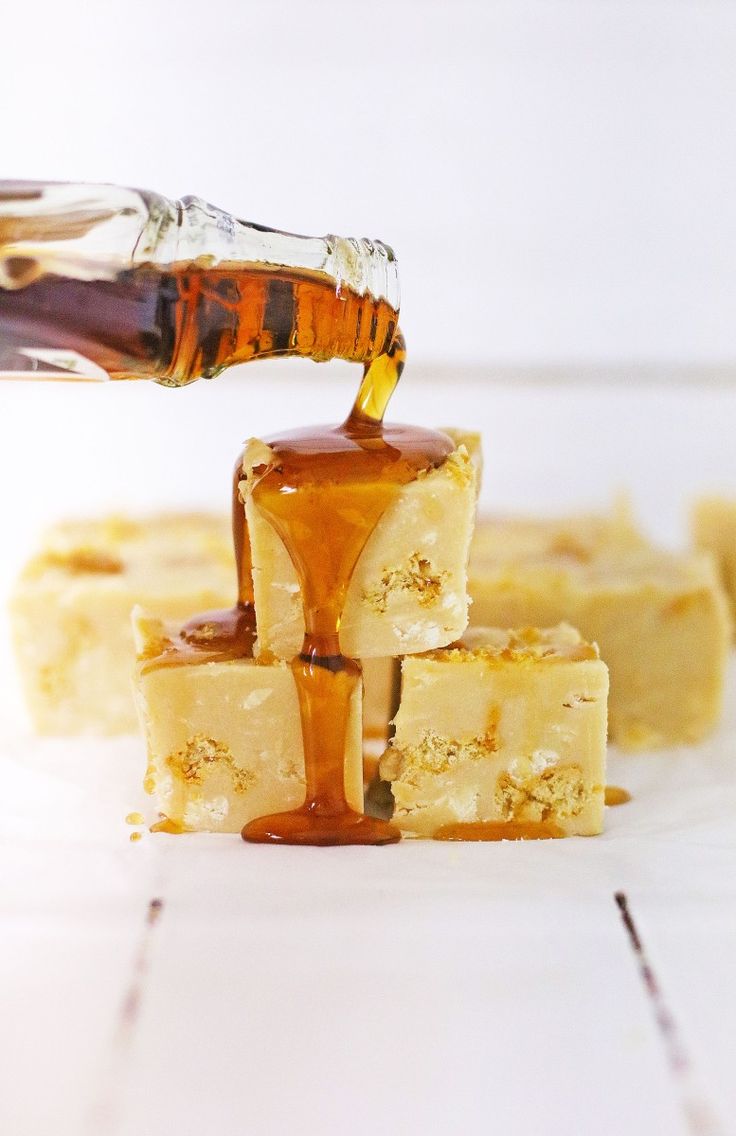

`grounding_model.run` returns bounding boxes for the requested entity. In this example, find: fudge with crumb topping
[380,624,608,838]
[241,429,481,660]
[469,515,730,750]
[132,610,363,832]
[10,514,235,734]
